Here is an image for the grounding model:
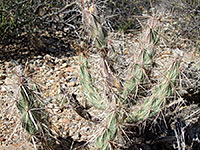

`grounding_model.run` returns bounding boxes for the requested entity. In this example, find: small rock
[44,54,52,61]
[37,55,43,59]
[0,137,4,142]
[49,80,54,84]
[67,81,76,87]
[69,130,75,137]
[61,57,68,63]
[59,118,71,124]
[70,77,77,82]
[4,62,12,68]
[64,27,69,32]
[54,58,60,64]
[1,86,7,92]
[0,74,6,80]
[63,131,68,136]
[72,132,81,140]
[61,63,68,68]
[0,80,4,85]
[52,108,60,114]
